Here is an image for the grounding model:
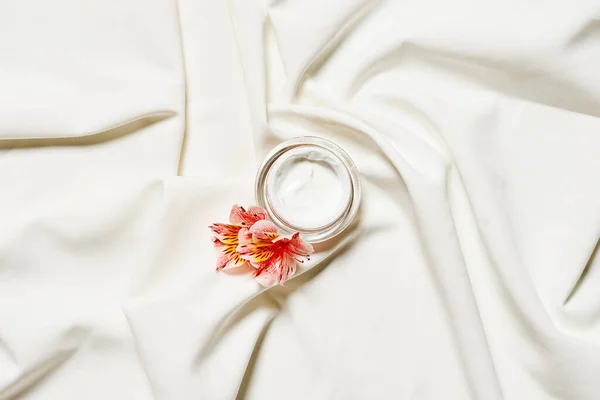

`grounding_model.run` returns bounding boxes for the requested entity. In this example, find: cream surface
[1,1,600,399]
[267,148,350,229]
